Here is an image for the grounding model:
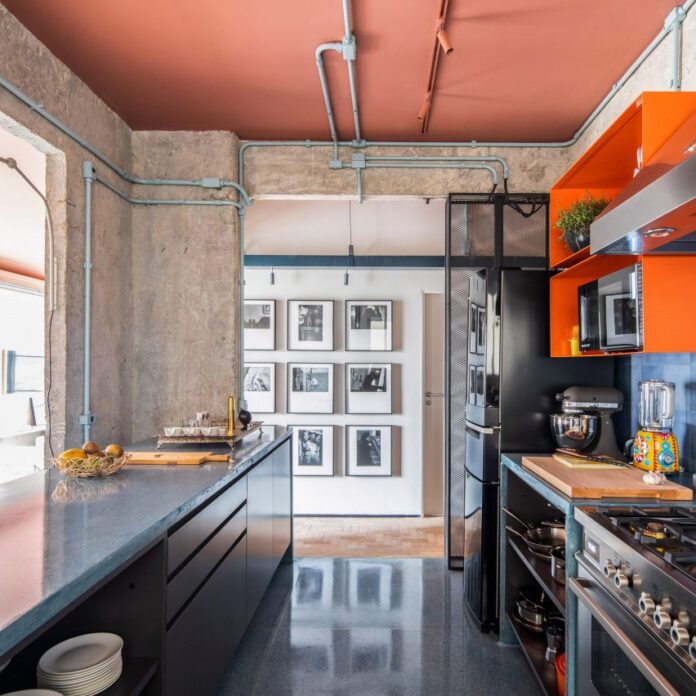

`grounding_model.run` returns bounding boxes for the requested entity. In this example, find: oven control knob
[654,608,672,631]
[671,621,690,647]
[614,570,630,589]
[604,561,617,578]
[638,593,656,615]
[689,637,696,661]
